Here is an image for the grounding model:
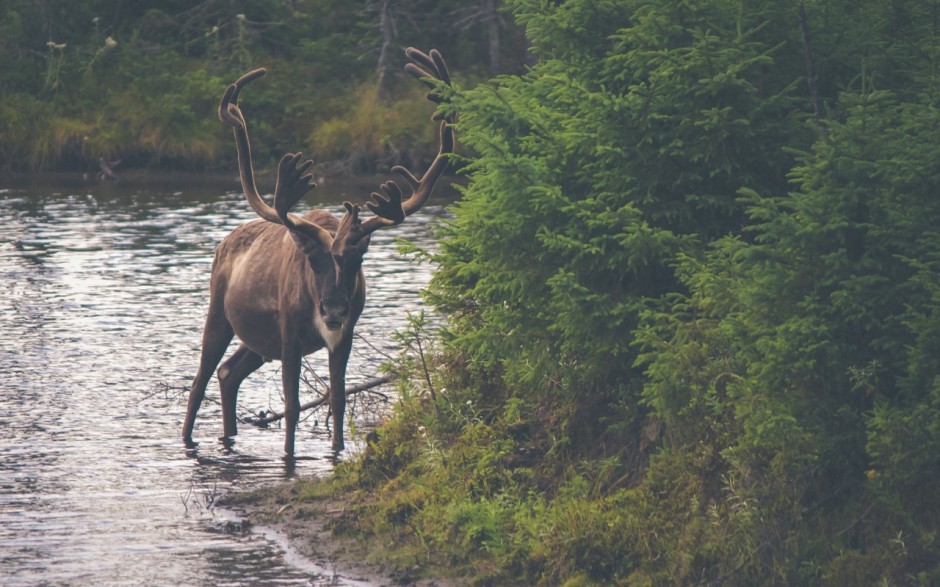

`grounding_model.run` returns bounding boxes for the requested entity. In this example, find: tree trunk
[486,0,500,75]
[377,0,397,103]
